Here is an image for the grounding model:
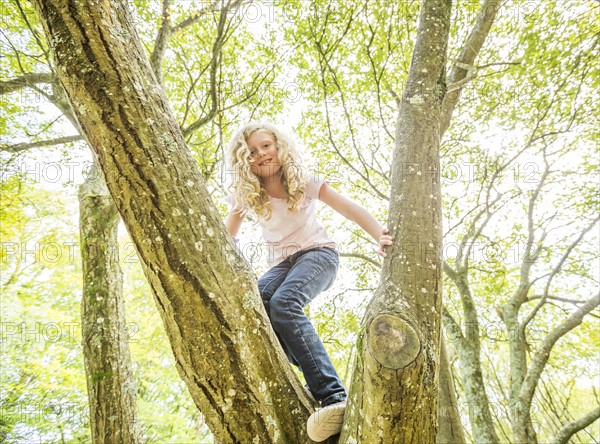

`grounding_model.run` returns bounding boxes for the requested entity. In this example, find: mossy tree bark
[57,74,145,444]
[79,170,143,444]
[339,0,452,441]
[31,1,315,442]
